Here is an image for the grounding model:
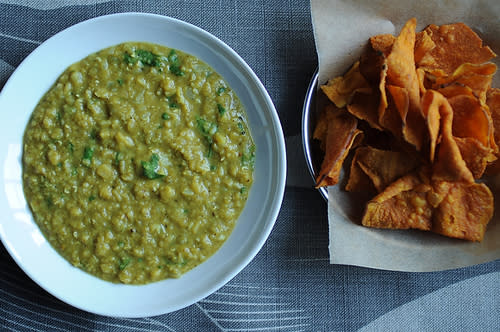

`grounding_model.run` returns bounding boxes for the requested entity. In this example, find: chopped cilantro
[117,78,124,86]
[168,49,184,76]
[161,112,170,120]
[141,153,164,179]
[68,142,74,155]
[88,195,96,202]
[90,128,97,140]
[114,151,122,166]
[124,49,161,67]
[82,146,94,161]
[241,144,256,168]
[240,186,247,194]
[123,53,137,65]
[216,86,226,95]
[118,257,131,270]
[217,103,226,116]
[136,49,161,66]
